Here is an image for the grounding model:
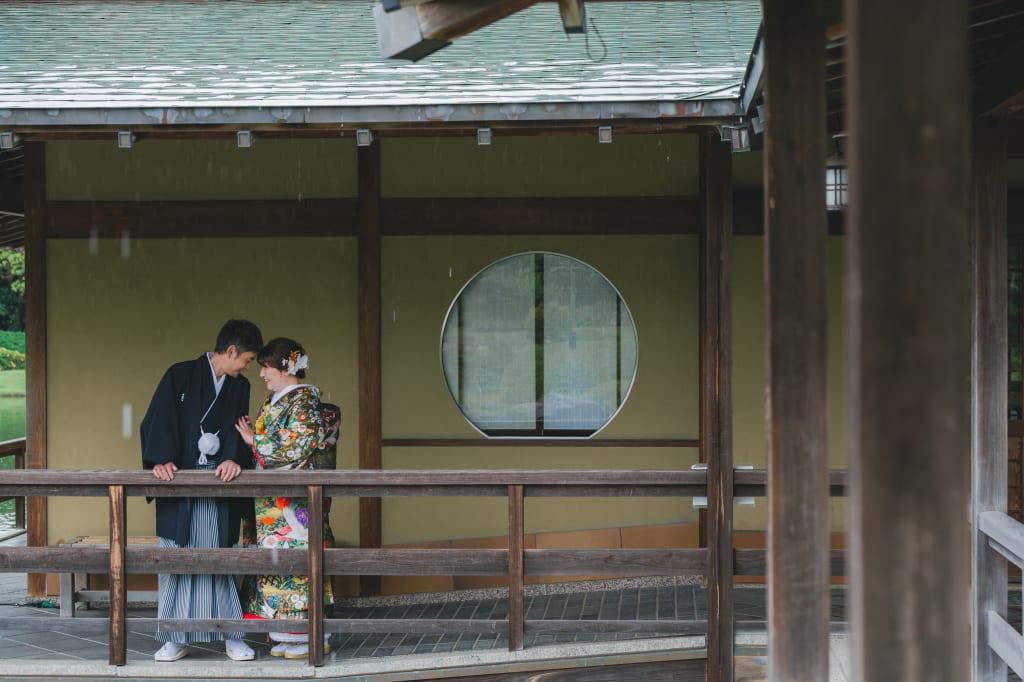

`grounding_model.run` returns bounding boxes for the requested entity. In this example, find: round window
[441,252,638,438]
